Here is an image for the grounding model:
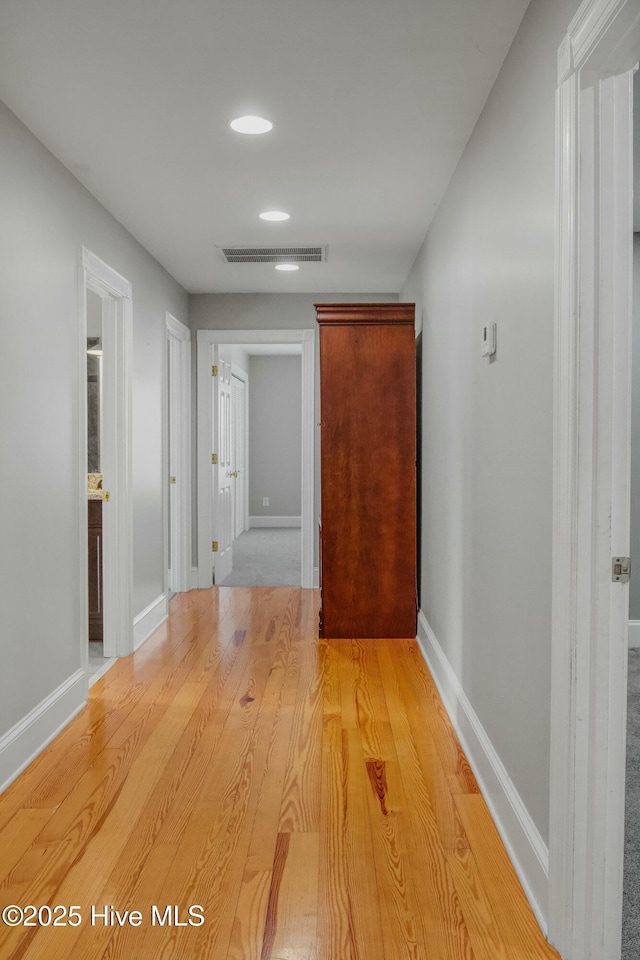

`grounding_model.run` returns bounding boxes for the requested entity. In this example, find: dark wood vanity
[88,497,103,640]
